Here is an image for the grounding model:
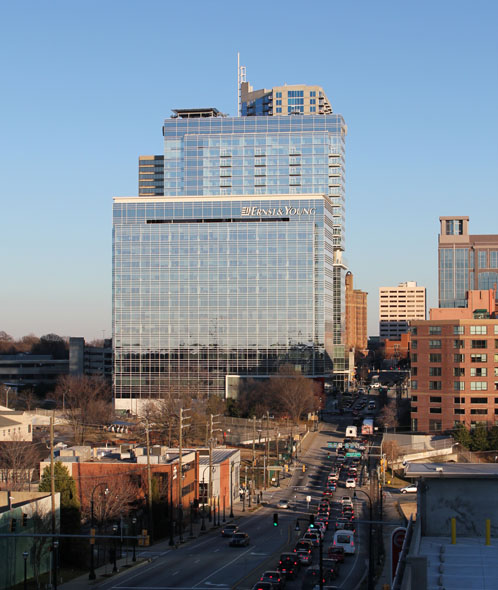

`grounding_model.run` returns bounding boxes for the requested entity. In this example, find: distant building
[0,355,68,390]
[379,281,426,339]
[345,272,368,353]
[383,332,411,361]
[241,81,333,116]
[439,216,498,308]
[138,155,164,196]
[69,338,112,382]
[410,288,497,432]
[394,463,498,590]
